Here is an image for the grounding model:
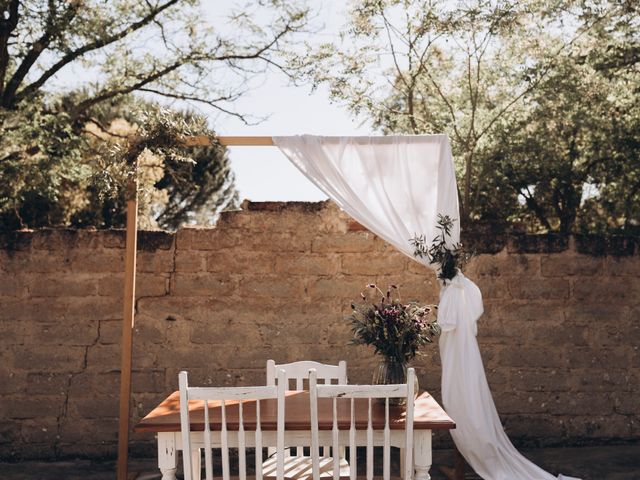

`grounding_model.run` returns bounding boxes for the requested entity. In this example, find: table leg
[413,430,432,480]
[158,432,178,480]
